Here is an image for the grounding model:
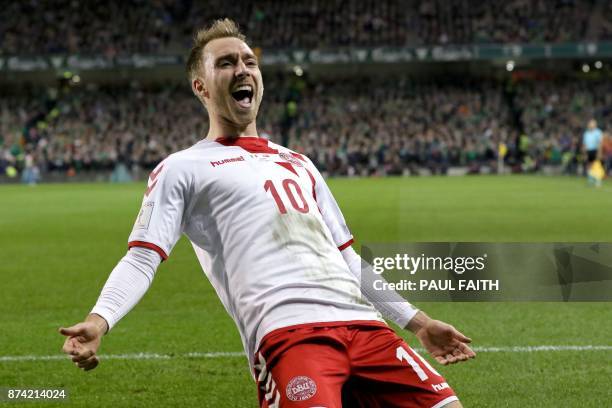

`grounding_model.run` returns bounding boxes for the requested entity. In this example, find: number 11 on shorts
[396,346,441,381]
